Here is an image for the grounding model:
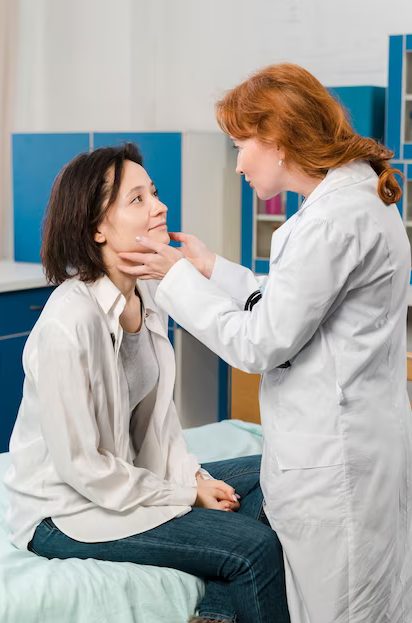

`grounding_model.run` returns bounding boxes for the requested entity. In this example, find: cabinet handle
[29,305,44,311]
